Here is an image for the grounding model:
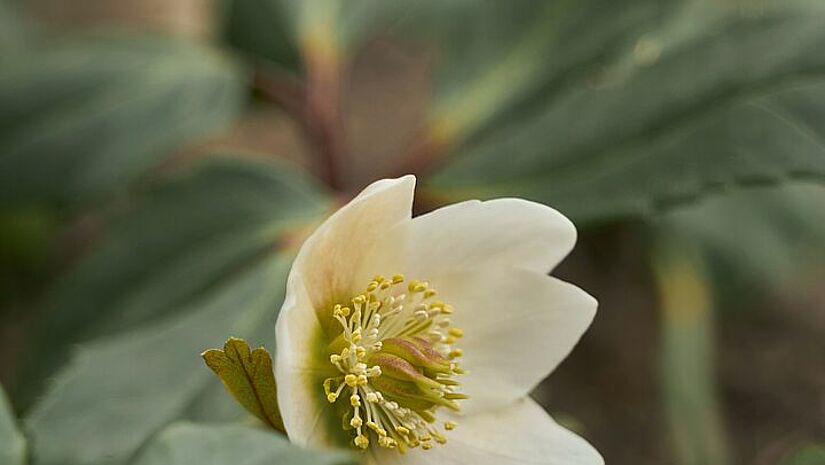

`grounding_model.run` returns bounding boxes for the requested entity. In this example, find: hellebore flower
[275,176,602,464]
